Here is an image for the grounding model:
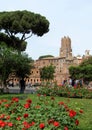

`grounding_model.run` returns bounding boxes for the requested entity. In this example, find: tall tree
[13,53,34,79]
[69,66,82,79]
[40,65,55,81]
[69,56,92,83]
[0,43,33,88]
[80,56,92,66]
[0,10,49,51]
[0,43,16,87]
